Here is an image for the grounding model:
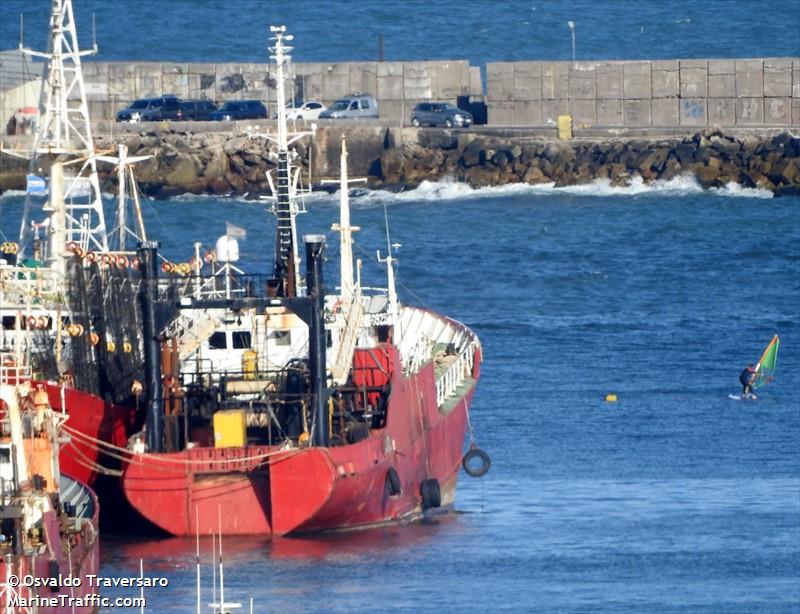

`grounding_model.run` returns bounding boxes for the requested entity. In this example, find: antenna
[196,505,201,614]
[377,205,402,340]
